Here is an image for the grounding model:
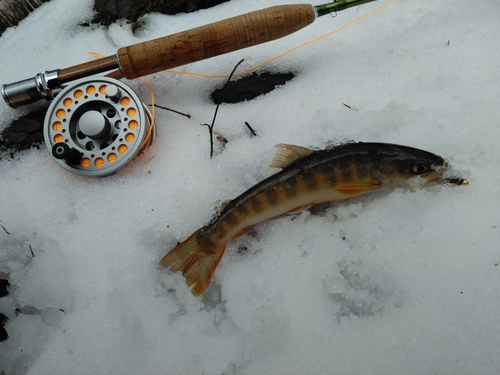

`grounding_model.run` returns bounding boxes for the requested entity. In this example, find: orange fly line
[162,0,394,78]
[90,0,393,79]
[89,0,394,141]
